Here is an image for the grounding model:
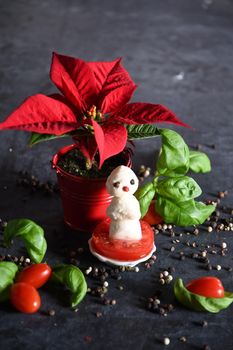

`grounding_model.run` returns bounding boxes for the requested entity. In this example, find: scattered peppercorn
[47,309,56,317]
[16,171,59,195]
[137,165,151,181]
[85,267,92,275]
[203,344,211,350]
[168,267,175,273]
[179,336,187,342]
[163,337,170,346]
[225,267,232,272]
